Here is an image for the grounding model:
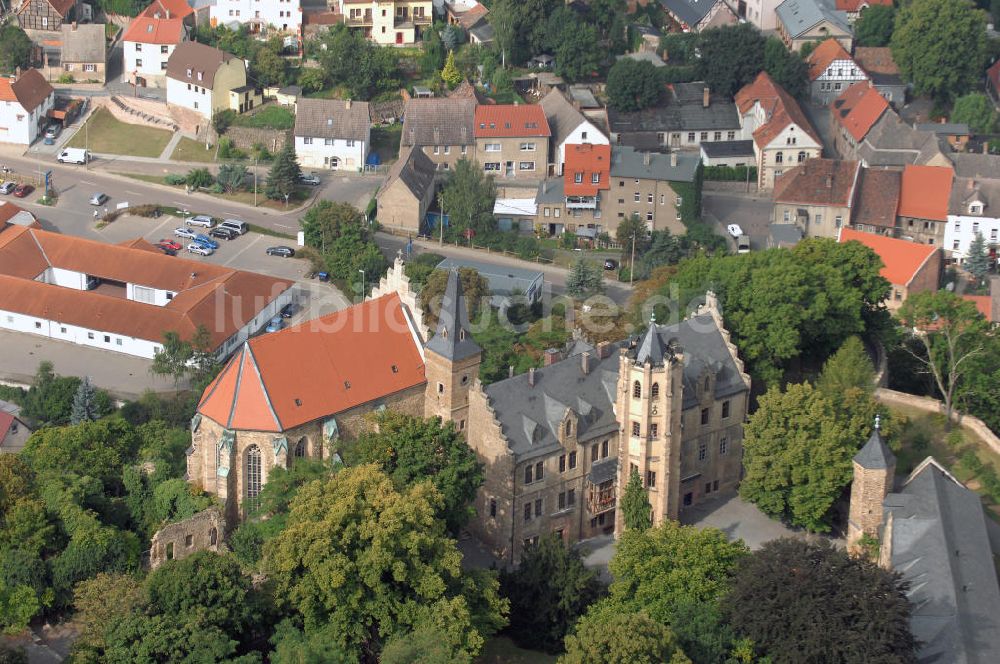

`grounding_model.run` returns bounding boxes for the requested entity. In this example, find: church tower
[847,416,896,553]
[614,316,684,536]
[423,269,482,434]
